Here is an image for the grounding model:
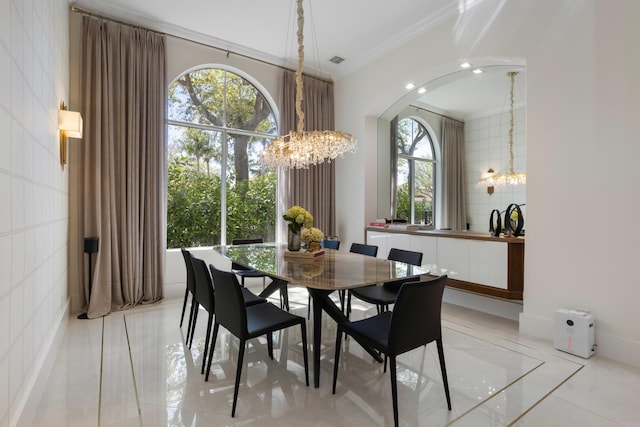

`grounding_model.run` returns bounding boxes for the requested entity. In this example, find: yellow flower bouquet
[283,205,313,234]
[301,227,324,252]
